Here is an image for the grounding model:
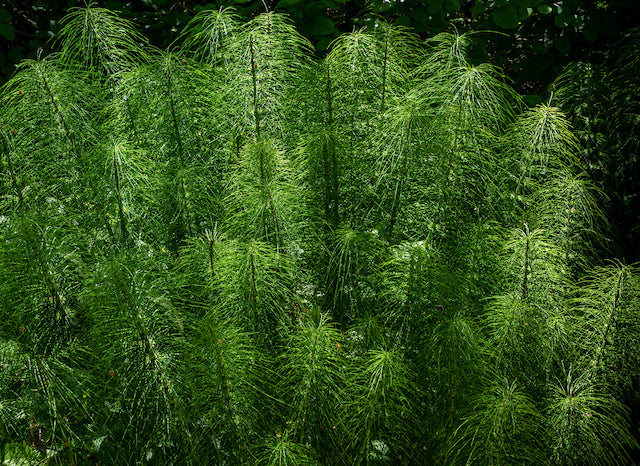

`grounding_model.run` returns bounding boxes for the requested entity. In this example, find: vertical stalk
[0,423,7,464]
[321,133,339,225]
[248,244,259,333]
[112,148,129,246]
[258,141,266,185]
[380,26,390,115]
[321,134,332,221]
[323,60,340,225]
[253,143,285,251]
[124,97,144,147]
[329,143,340,225]
[33,359,76,465]
[592,267,624,378]
[296,328,320,445]
[109,260,177,412]
[36,65,82,165]
[357,378,382,464]
[521,223,530,300]
[3,135,69,324]
[326,60,334,127]
[265,185,284,252]
[386,114,413,242]
[435,101,464,234]
[208,232,216,284]
[444,315,456,435]
[166,60,184,165]
[446,338,456,432]
[205,322,247,464]
[107,258,191,459]
[446,101,463,200]
[235,133,243,160]
[250,34,261,140]
[439,313,457,466]
[165,56,194,238]
[358,391,380,464]
[34,63,117,241]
